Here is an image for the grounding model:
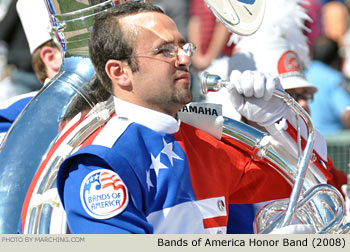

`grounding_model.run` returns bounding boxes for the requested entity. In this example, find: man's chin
[183,93,193,105]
